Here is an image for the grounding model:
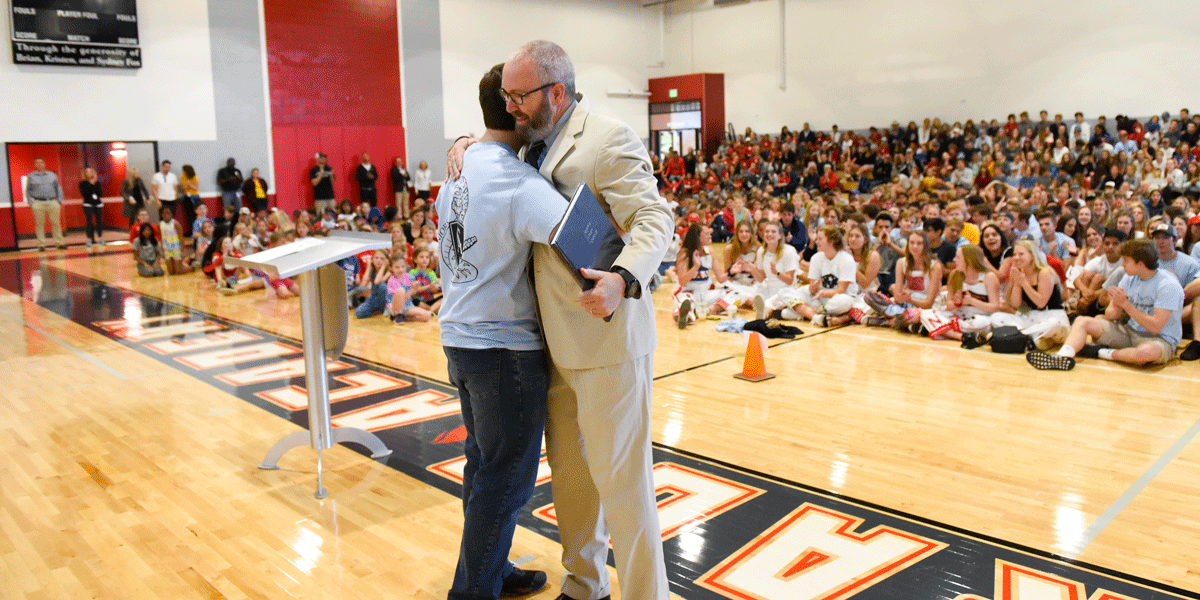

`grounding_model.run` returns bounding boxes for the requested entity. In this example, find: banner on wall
[10,0,141,69]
